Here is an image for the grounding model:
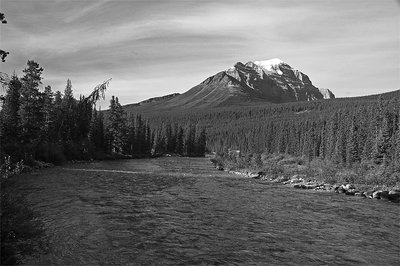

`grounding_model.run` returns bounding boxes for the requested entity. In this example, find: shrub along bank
[211,152,400,203]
